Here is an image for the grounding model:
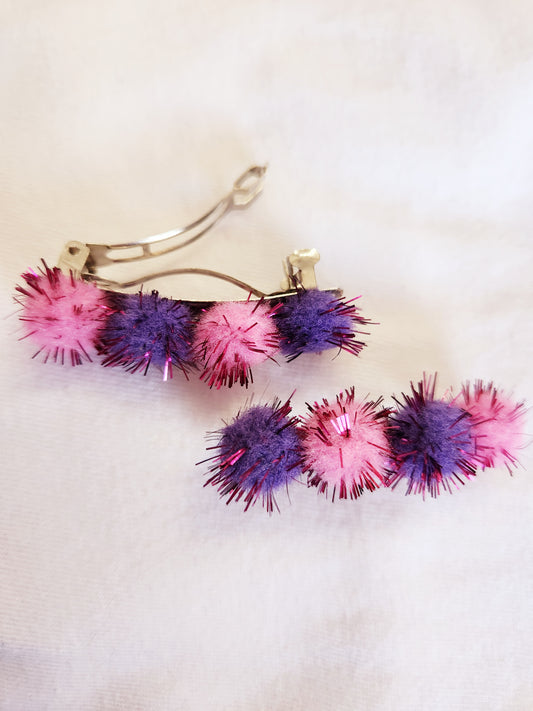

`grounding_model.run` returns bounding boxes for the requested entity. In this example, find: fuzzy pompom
[15,263,109,365]
[203,398,302,512]
[273,289,369,361]
[453,381,526,472]
[194,299,280,388]
[301,388,390,500]
[387,375,477,496]
[98,290,194,379]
